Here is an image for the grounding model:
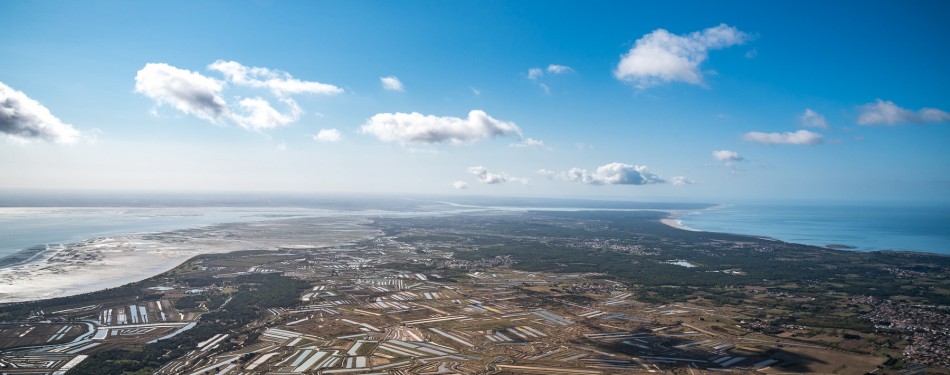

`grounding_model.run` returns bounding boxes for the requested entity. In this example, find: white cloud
[742,130,823,145]
[575,143,594,151]
[548,163,665,185]
[231,97,302,130]
[527,67,544,80]
[711,149,745,171]
[546,64,573,74]
[276,141,286,151]
[615,23,750,88]
[857,99,950,125]
[670,176,694,186]
[712,149,744,162]
[380,76,405,91]
[361,110,522,145]
[538,83,550,95]
[470,87,481,96]
[313,128,343,143]
[137,61,337,131]
[468,166,528,185]
[451,180,469,190]
[135,63,229,123]
[800,108,828,128]
[207,60,342,96]
[509,138,548,149]
[0,82,82,144]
